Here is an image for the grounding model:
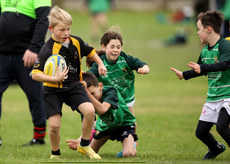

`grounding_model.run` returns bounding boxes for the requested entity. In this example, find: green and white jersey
[198,38,230,101]
[89,51,146,104]
[95,86,136,132]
